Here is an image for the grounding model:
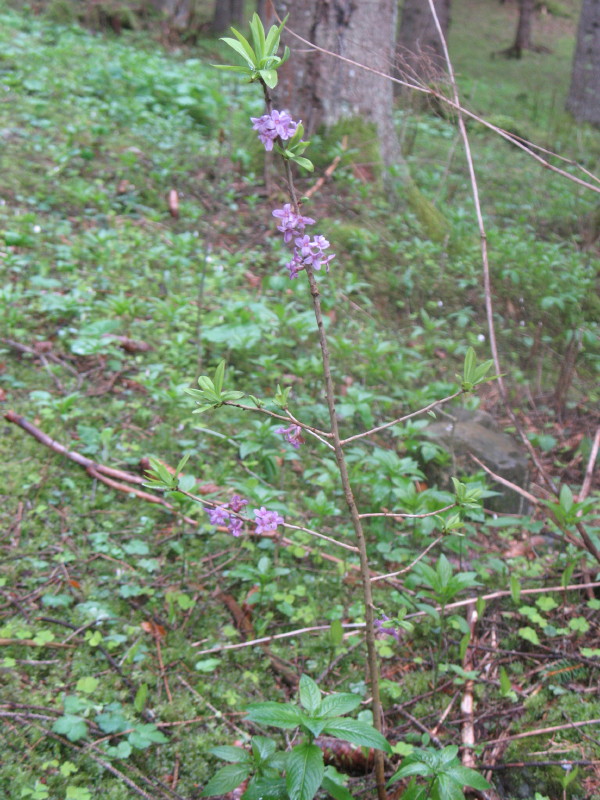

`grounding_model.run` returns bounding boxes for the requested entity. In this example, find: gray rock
[421,408,529,514]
